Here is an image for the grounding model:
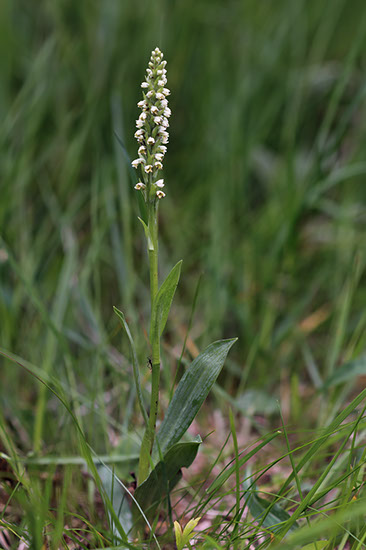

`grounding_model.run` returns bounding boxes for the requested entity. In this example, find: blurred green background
[1,0,366,452]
